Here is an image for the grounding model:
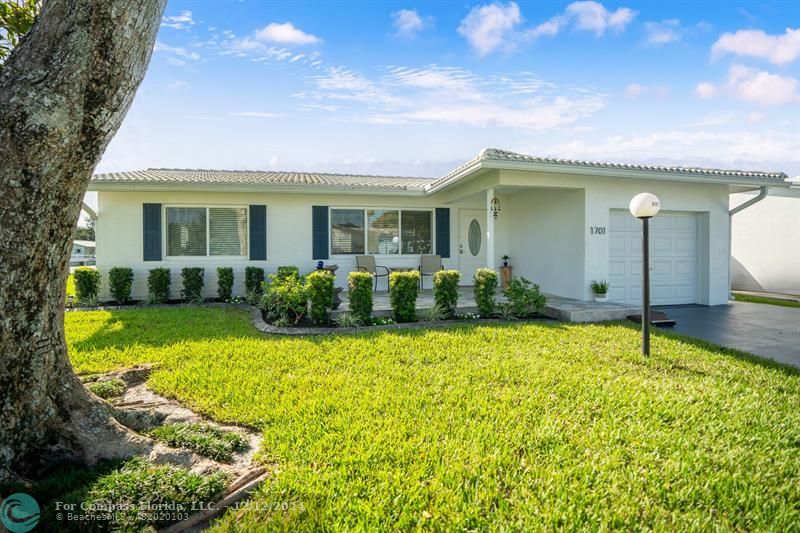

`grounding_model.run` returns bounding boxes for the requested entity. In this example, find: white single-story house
[89,148,793,306]
[731,183,800,296]
[70,239,96,266]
